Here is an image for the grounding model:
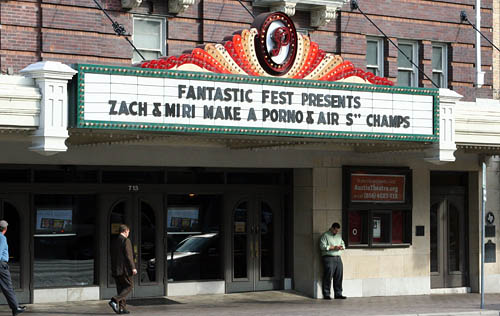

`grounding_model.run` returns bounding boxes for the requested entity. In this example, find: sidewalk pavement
[1,291,500,316]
